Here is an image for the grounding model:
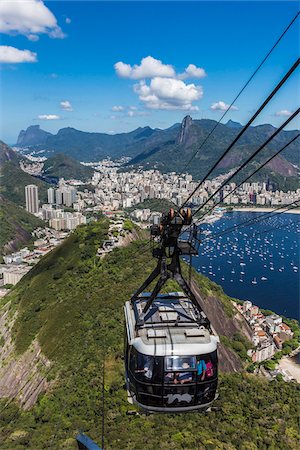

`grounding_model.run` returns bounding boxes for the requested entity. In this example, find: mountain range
[16,117,299,189]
